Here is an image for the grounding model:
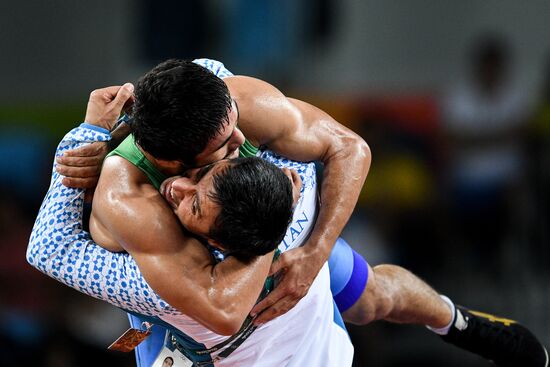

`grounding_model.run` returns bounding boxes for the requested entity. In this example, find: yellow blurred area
[359,154,434,209]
